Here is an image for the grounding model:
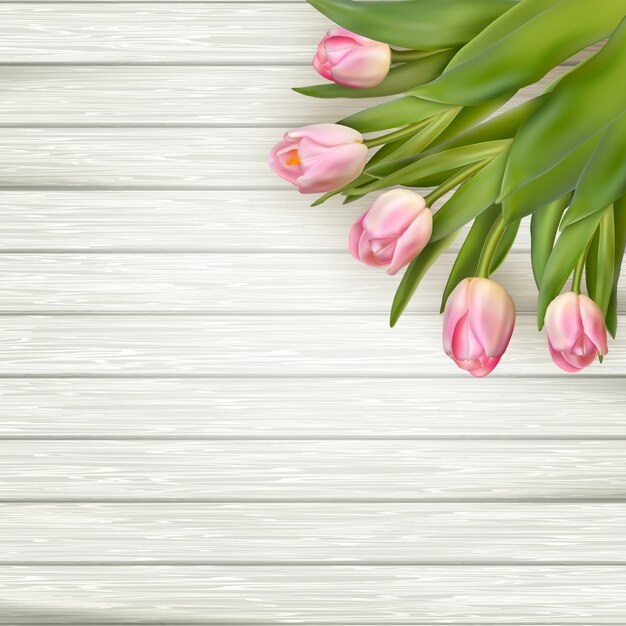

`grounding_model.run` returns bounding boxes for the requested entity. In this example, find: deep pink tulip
[269,124,368,194]
[349,190,432,275]
[443,278,516,378]
[313,28,391,88]
[545,292,608,372]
